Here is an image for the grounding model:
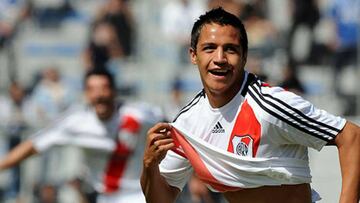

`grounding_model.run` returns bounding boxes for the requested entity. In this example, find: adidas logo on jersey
[211,122,225,133]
